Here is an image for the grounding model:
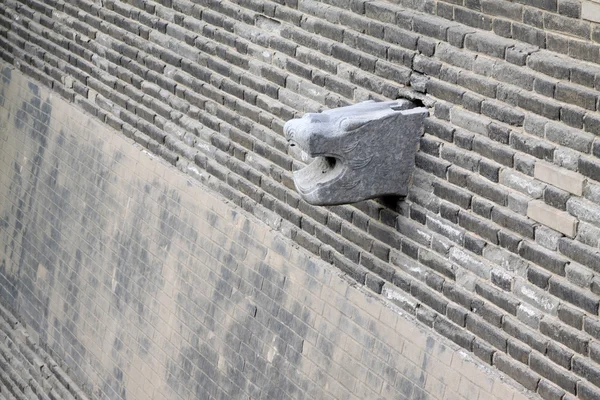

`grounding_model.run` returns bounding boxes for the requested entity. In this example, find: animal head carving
[284,100,429,206]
